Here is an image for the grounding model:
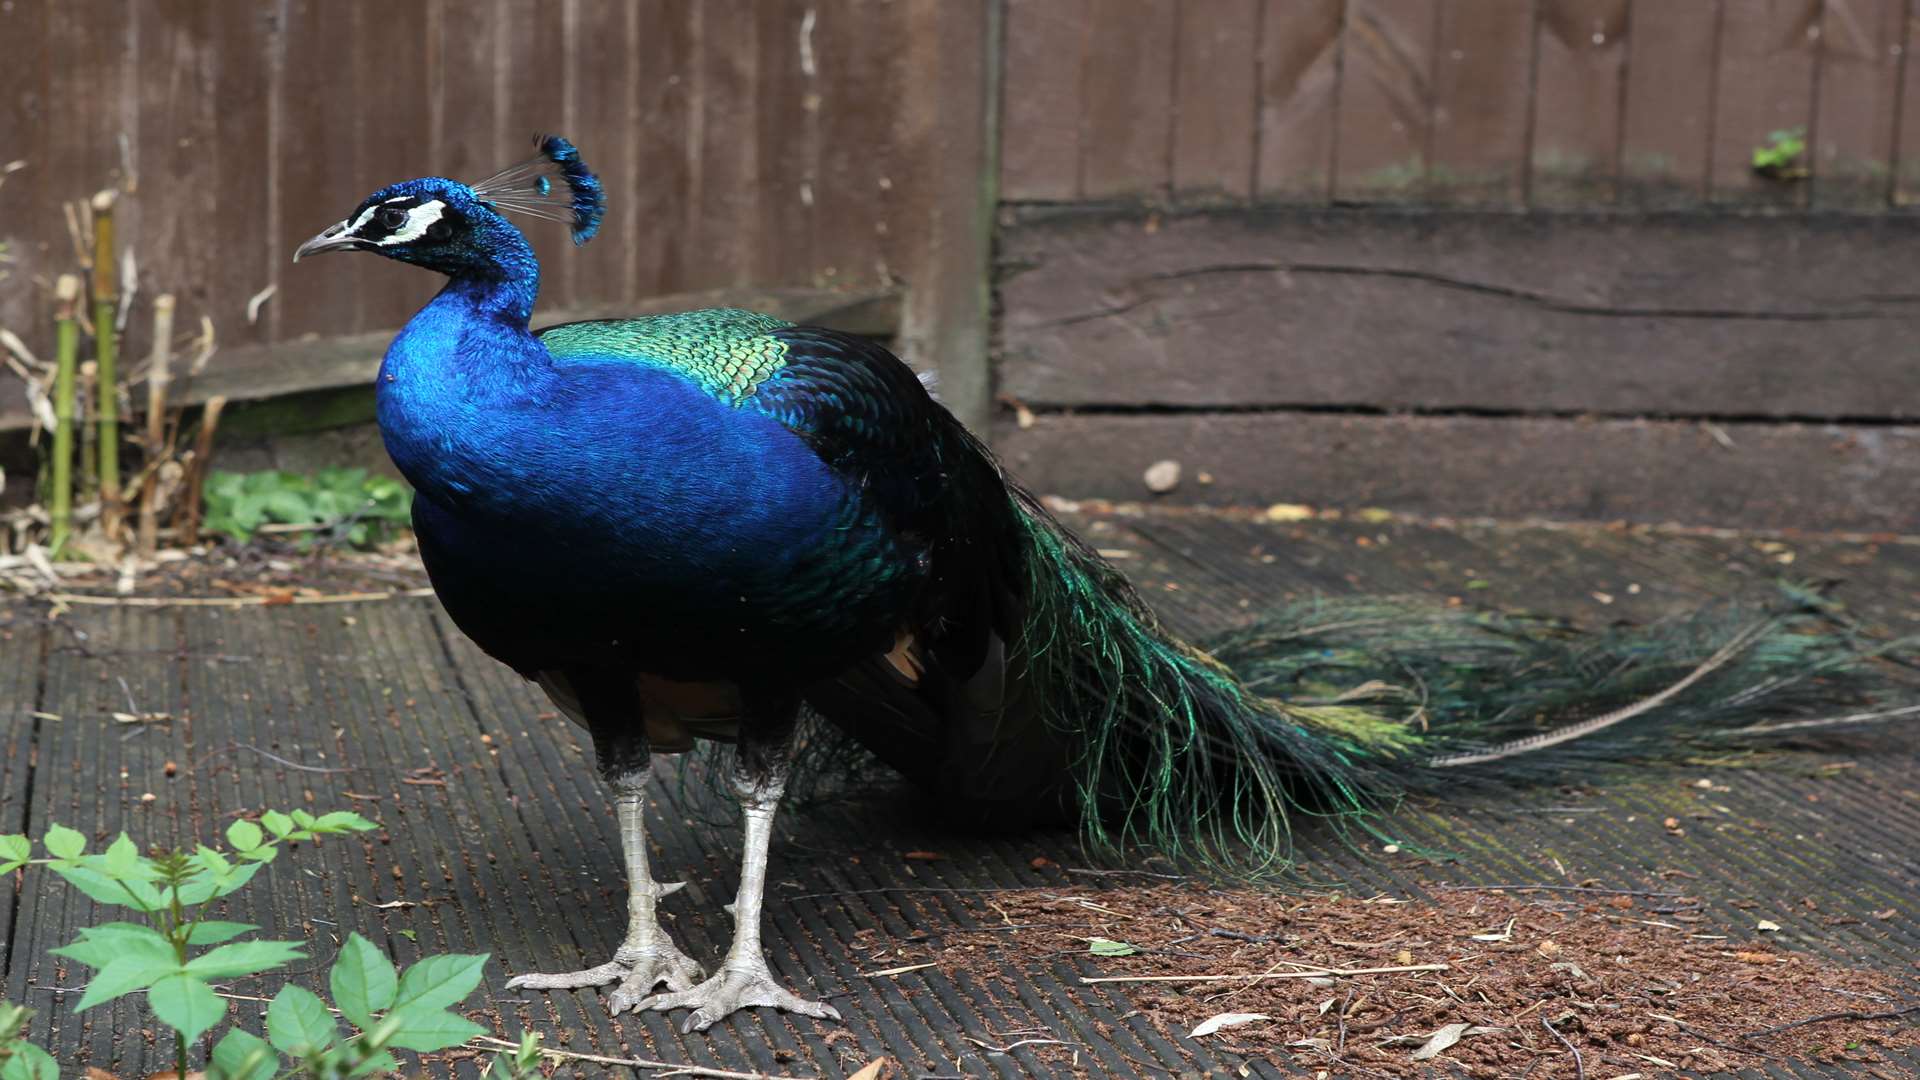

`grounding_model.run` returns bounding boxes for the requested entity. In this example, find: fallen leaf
[901,850,944,861]
[1734,952,1779,964]
[1190,1012,1272,1038]
[846,1058,890,1080]
[1088,938,1140,957]
[1408,1023,1504,1061]
[1471,917,1517,943]
[1756,919,1781,932]
[1872,908,1896,920]
[1264,503,1315,522]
